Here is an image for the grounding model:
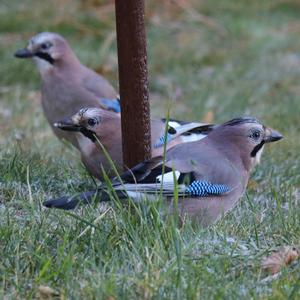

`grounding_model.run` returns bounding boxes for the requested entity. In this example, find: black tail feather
[43,188,132,210]
[43,190,98,210]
